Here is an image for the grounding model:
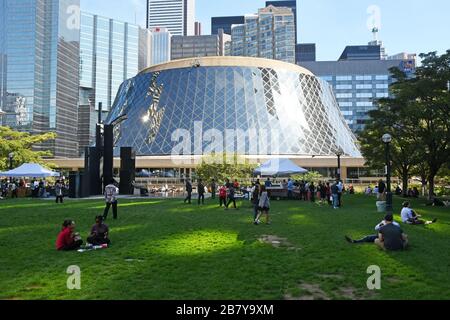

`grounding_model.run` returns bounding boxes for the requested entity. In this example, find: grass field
[0,194,449,300]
